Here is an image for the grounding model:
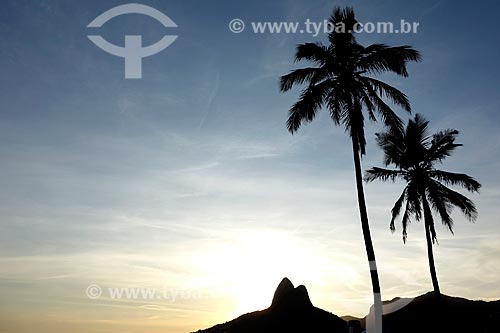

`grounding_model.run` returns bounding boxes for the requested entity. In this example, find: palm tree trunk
[351,137,383,333]
[422,196,441,297]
